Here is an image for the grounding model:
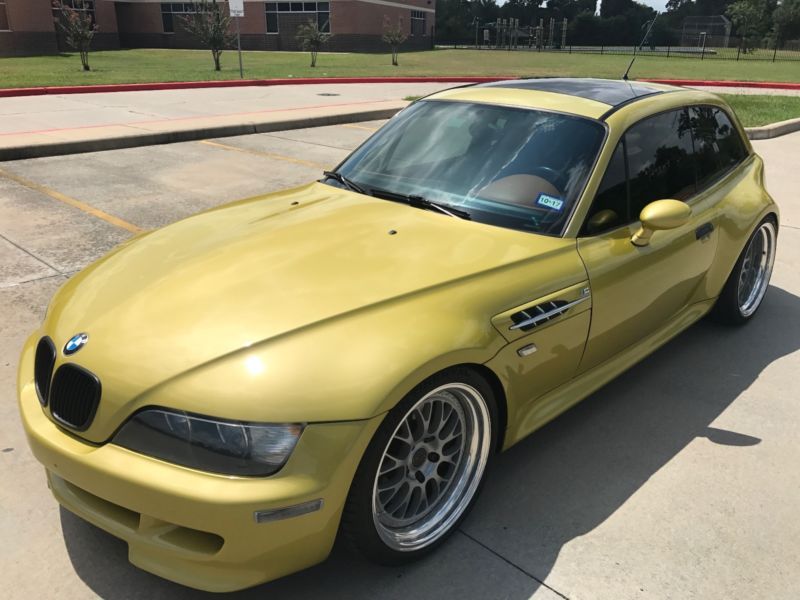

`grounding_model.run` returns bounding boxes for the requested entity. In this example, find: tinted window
[690,106,747,189]
[585,141,627,234]
[332,100,606,235]
[626,109,696,217]
[266,12,278,33]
